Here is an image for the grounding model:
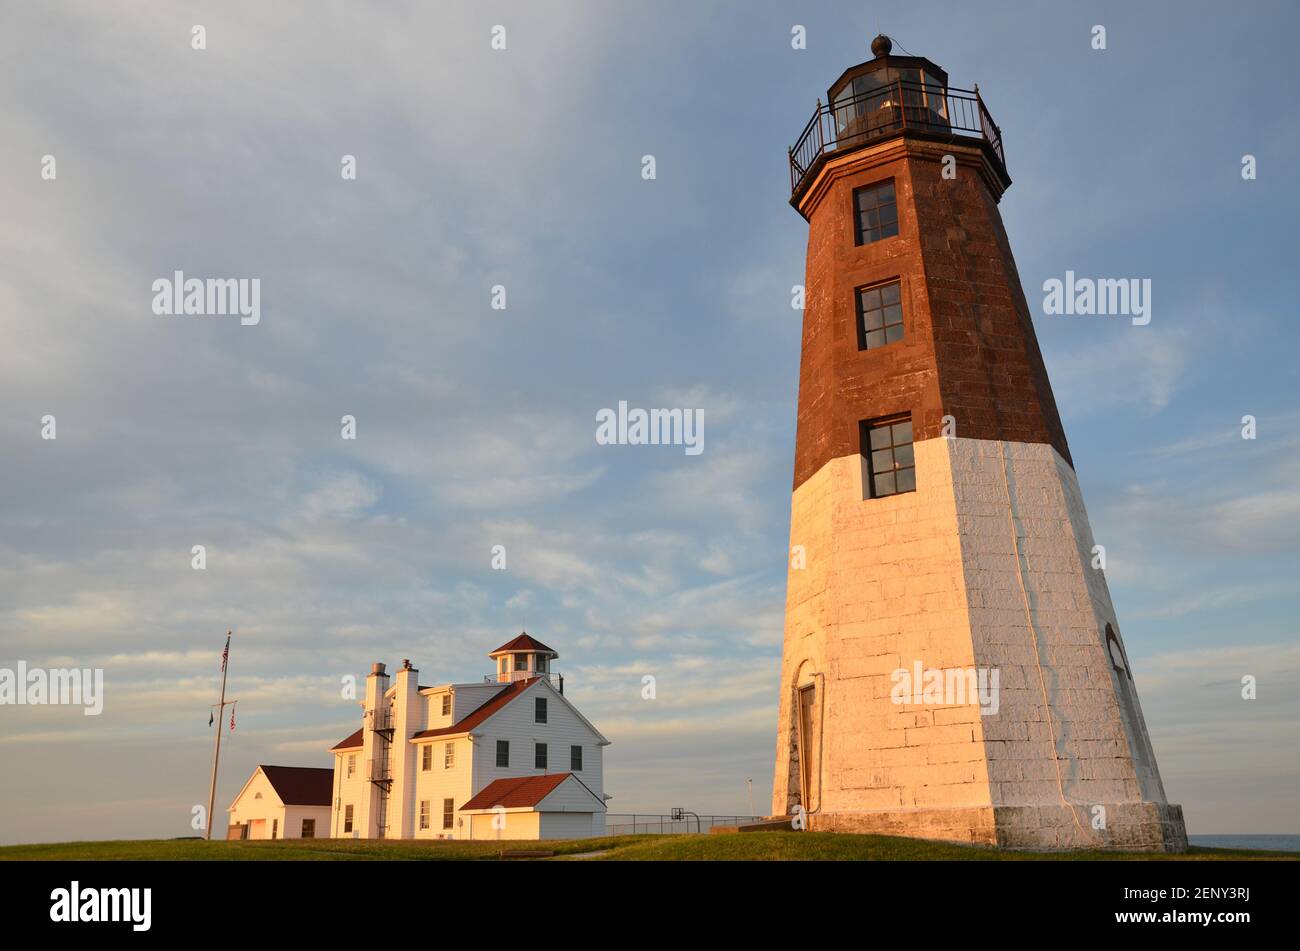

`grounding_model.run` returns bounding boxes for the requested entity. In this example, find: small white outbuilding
[227,765,332,840]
